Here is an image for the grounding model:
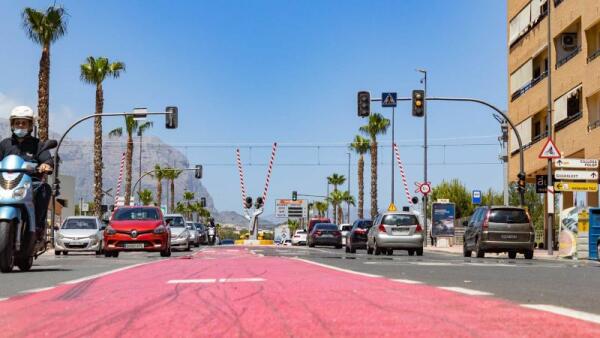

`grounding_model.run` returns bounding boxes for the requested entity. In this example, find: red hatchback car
[103,206,171,258]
